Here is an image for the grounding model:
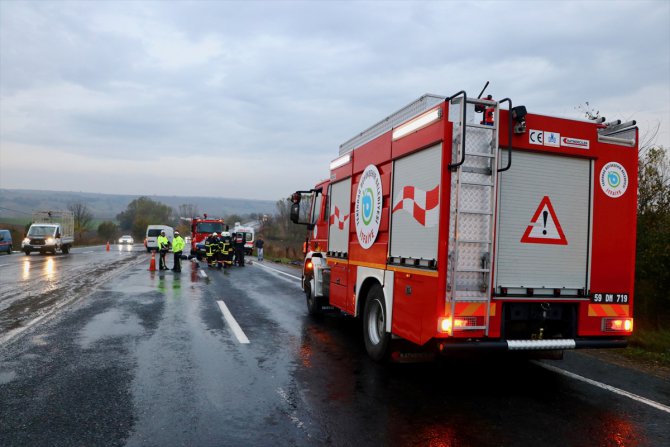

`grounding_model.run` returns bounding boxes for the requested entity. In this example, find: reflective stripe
[454,302,496,317]
[588,304,629,317]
